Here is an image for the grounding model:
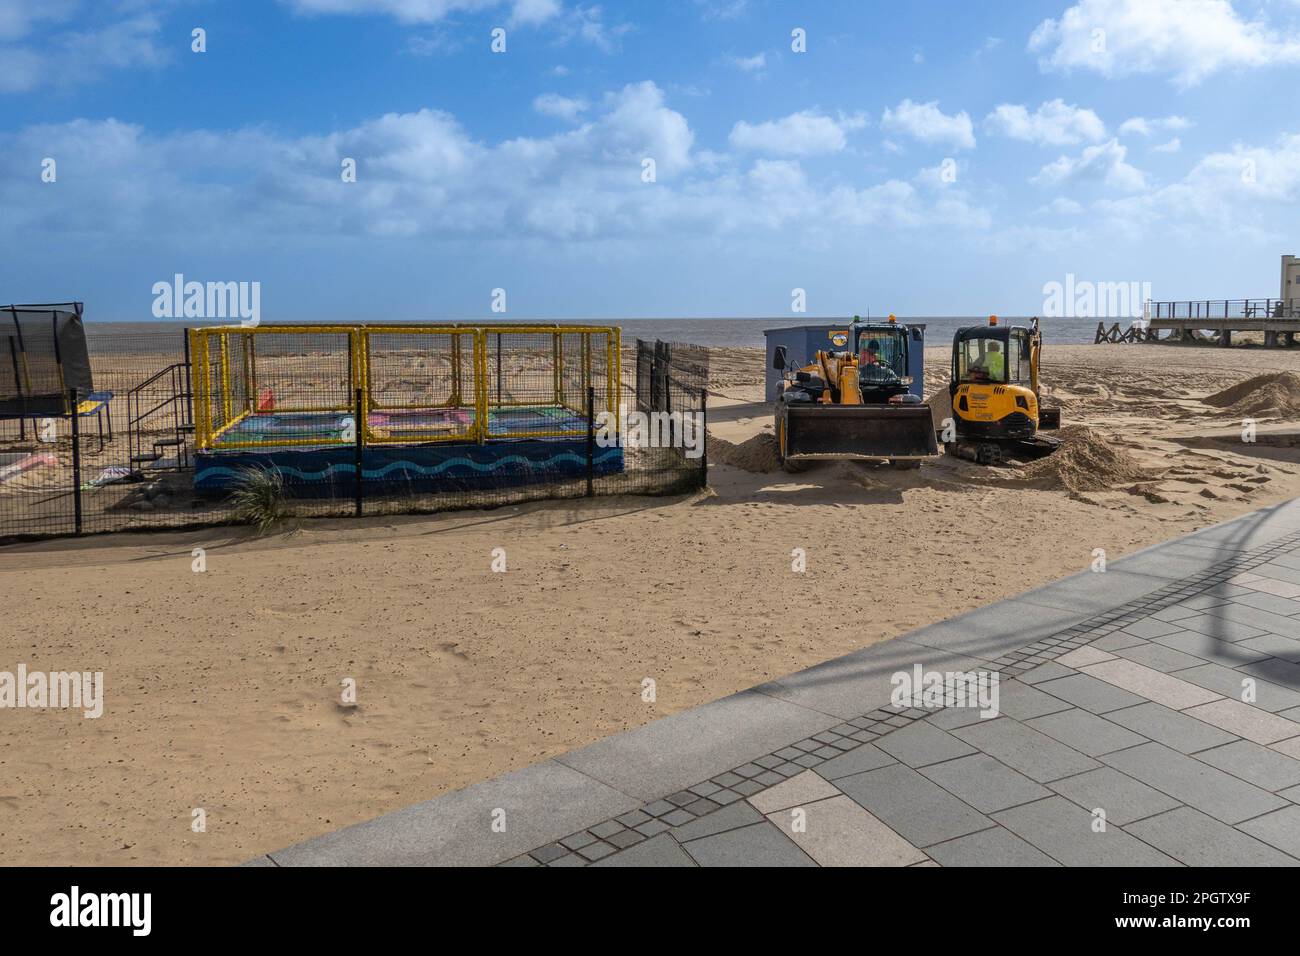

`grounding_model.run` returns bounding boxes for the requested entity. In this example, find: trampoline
[189,324,623,494]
